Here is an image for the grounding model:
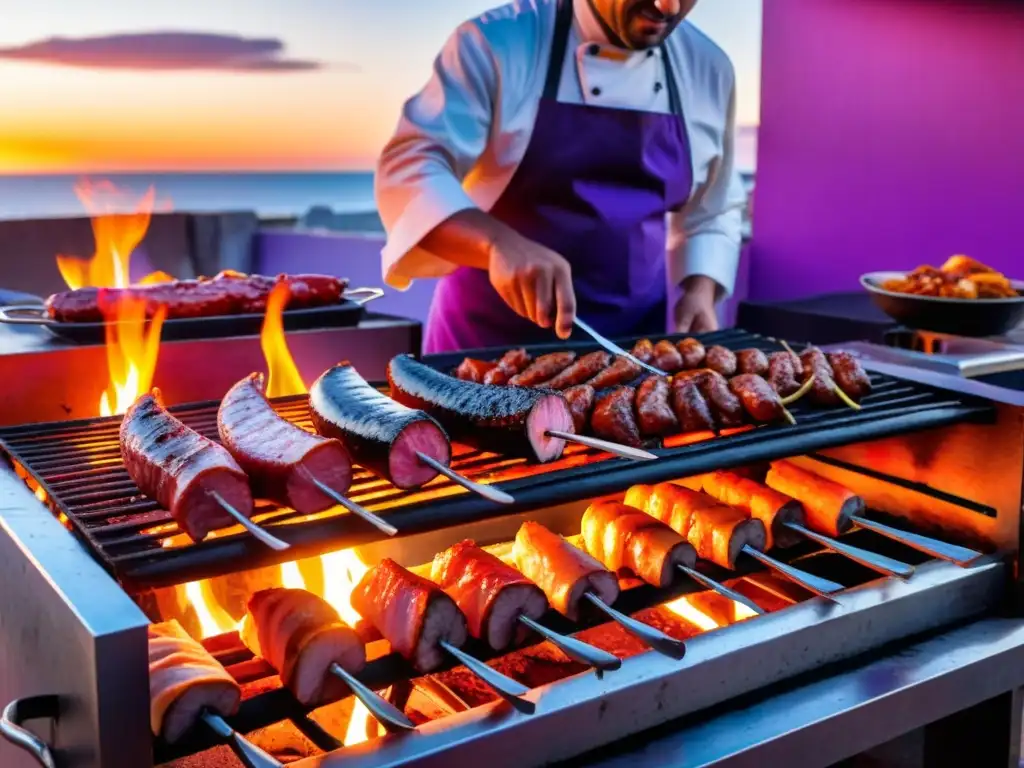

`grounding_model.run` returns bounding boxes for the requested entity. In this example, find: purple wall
[750,0,1024,302]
